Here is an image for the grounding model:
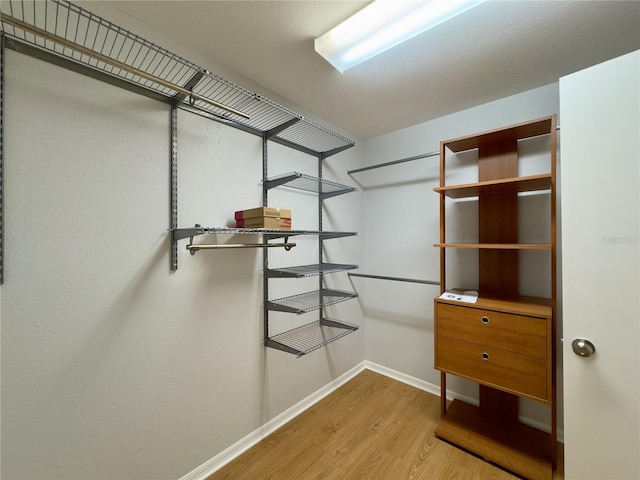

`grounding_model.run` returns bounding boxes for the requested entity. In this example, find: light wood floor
[207,370,564,480]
